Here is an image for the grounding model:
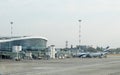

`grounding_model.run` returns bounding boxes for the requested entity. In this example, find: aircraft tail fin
[103,46,110,52]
